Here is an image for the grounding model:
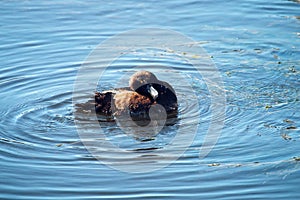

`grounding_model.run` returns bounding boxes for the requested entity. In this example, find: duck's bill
[149,86,158,100]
